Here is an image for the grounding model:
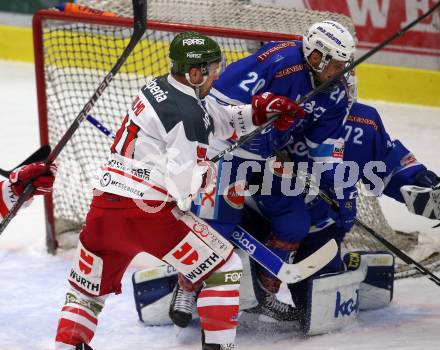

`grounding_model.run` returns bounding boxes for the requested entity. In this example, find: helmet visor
[206,53,225,77]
